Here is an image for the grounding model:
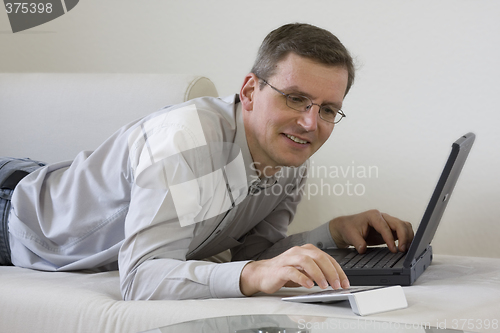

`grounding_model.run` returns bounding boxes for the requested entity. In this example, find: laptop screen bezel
[402,133,475,267]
